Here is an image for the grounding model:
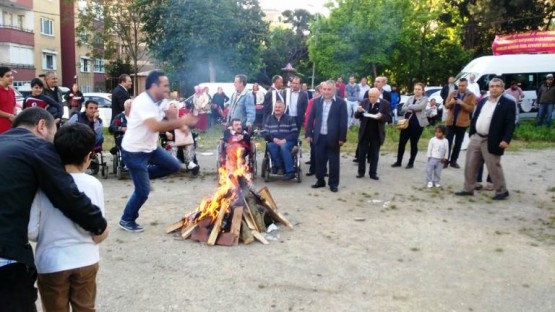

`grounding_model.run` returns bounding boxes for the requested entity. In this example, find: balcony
[0,25,34,46]
[0,0,33,10]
